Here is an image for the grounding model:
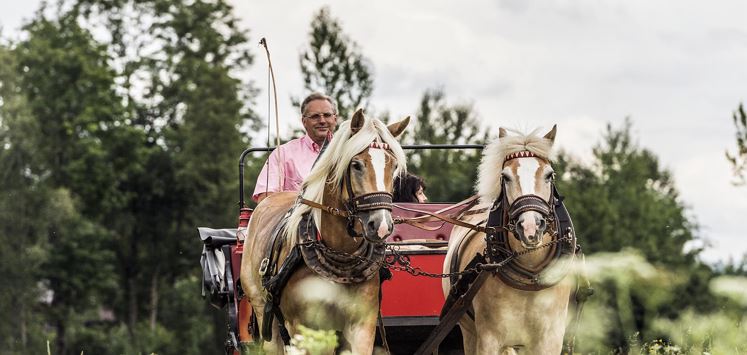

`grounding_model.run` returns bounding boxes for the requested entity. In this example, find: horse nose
[366,214,393,238]
[518,214,538,240]
[536,215,547,235]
